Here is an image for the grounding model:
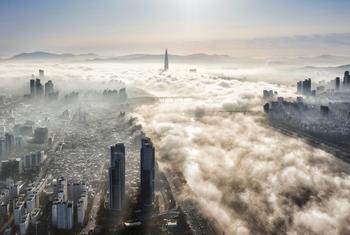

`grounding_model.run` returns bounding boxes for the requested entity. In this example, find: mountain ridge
[3,51,261,64]
[3,51,349,66]
[9,51,97,60]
